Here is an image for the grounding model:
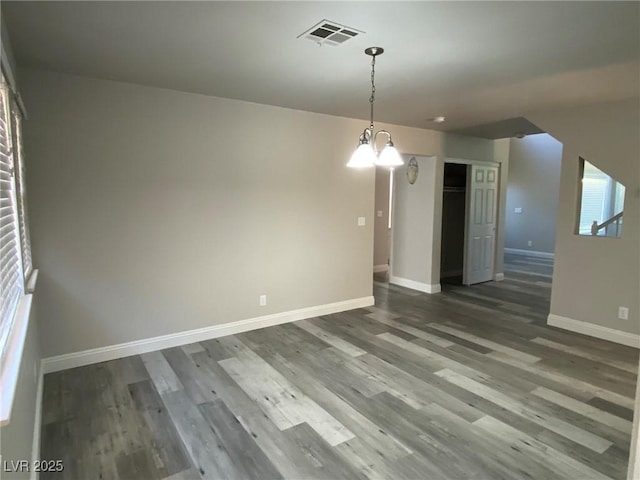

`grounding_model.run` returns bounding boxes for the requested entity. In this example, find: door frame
[446,157,500,168]
[443,158,501,285]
